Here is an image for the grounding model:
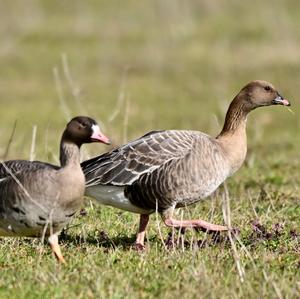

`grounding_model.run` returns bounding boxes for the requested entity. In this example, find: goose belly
[85,185,151,214]
[0,206,72,237]
[0,218,43,237]
[0,218,68,238]
[0,225,41,237]
[0,227,15,236]
[174,167,230,207]
[176,181,224,207]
